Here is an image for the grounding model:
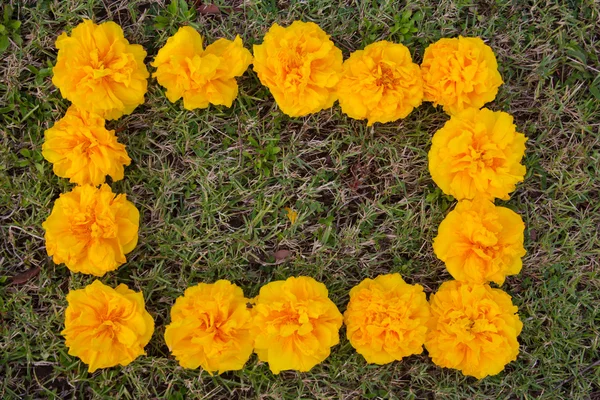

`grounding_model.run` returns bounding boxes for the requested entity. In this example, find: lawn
[1,0,599,398]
